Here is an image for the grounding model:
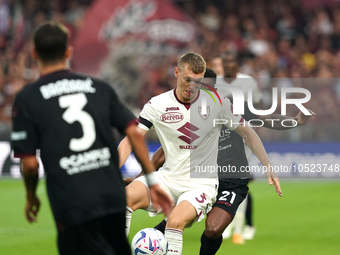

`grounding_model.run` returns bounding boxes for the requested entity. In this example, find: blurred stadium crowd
[0,0,339,141]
